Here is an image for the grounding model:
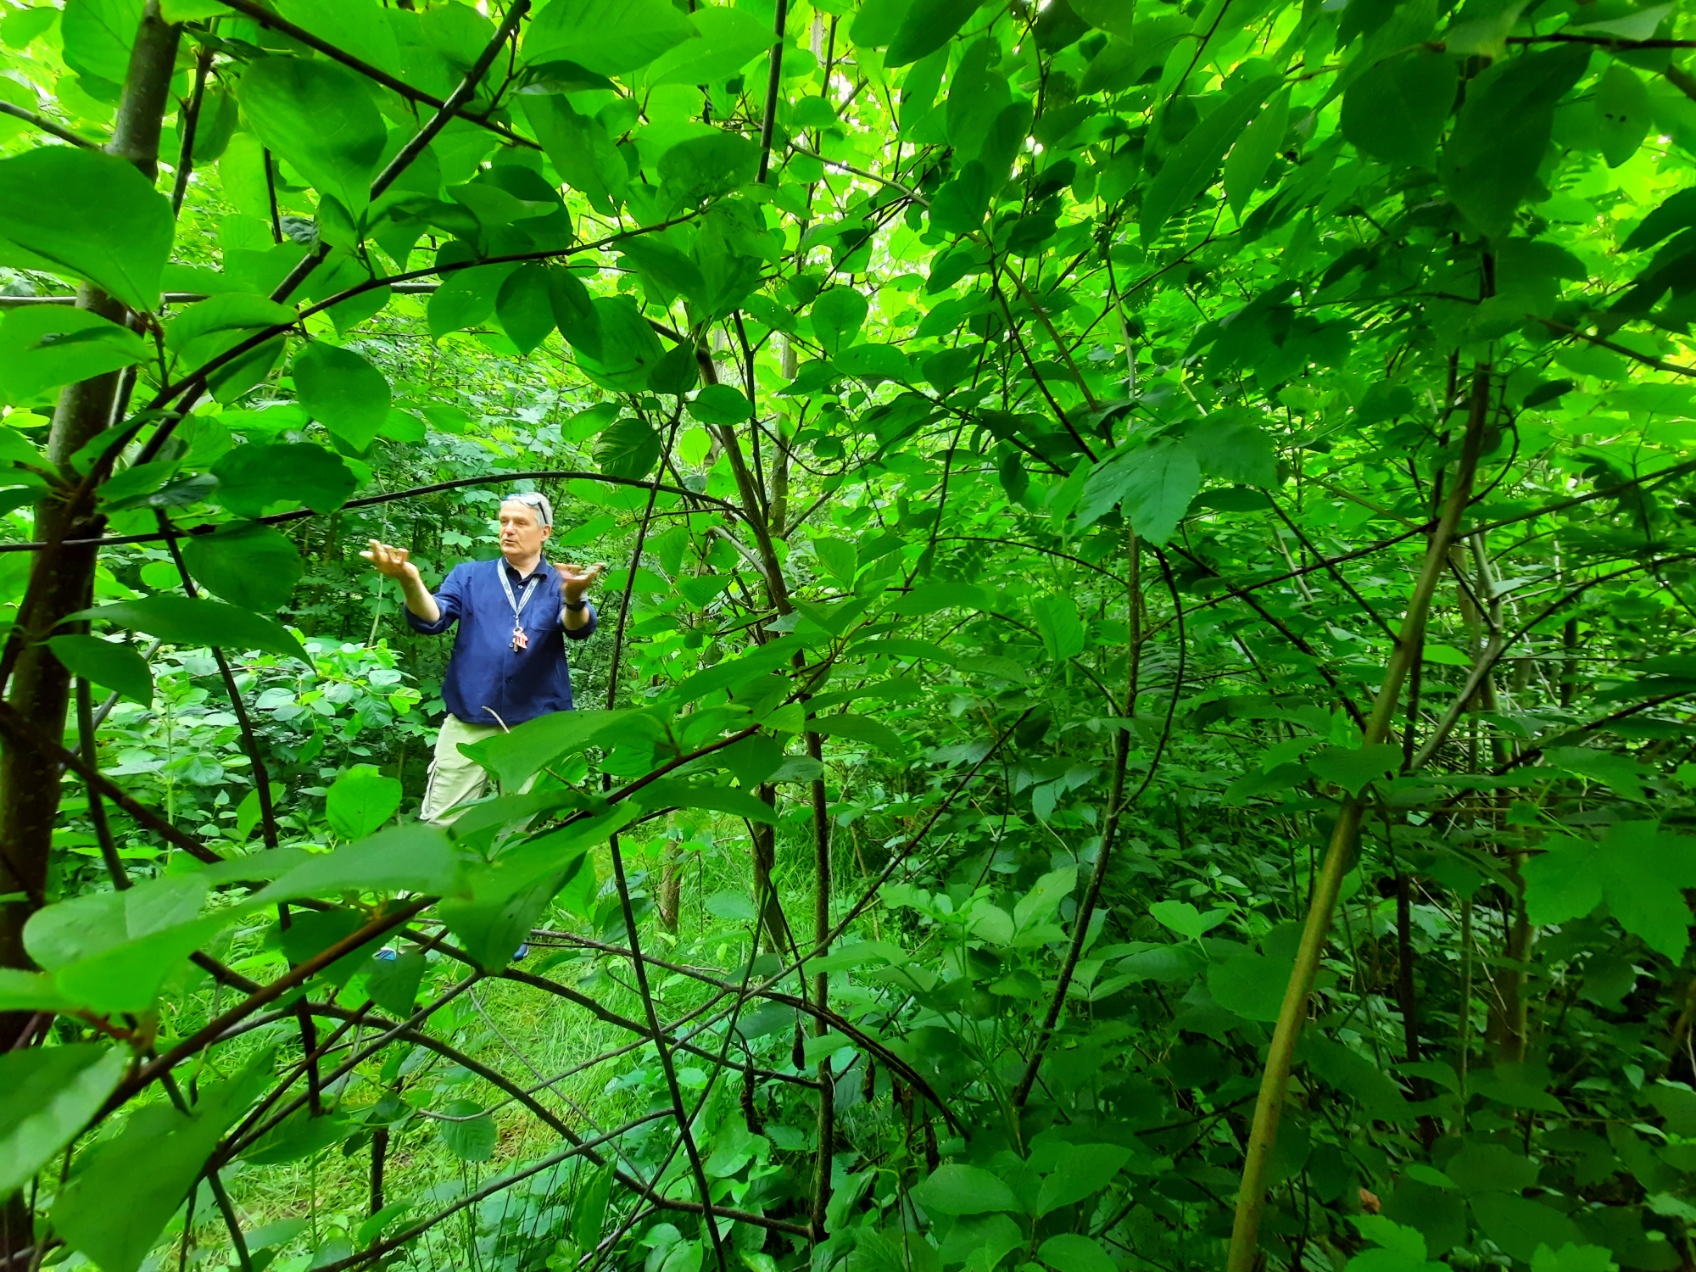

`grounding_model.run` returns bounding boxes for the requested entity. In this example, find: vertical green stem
[1226,368,1492,1272]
